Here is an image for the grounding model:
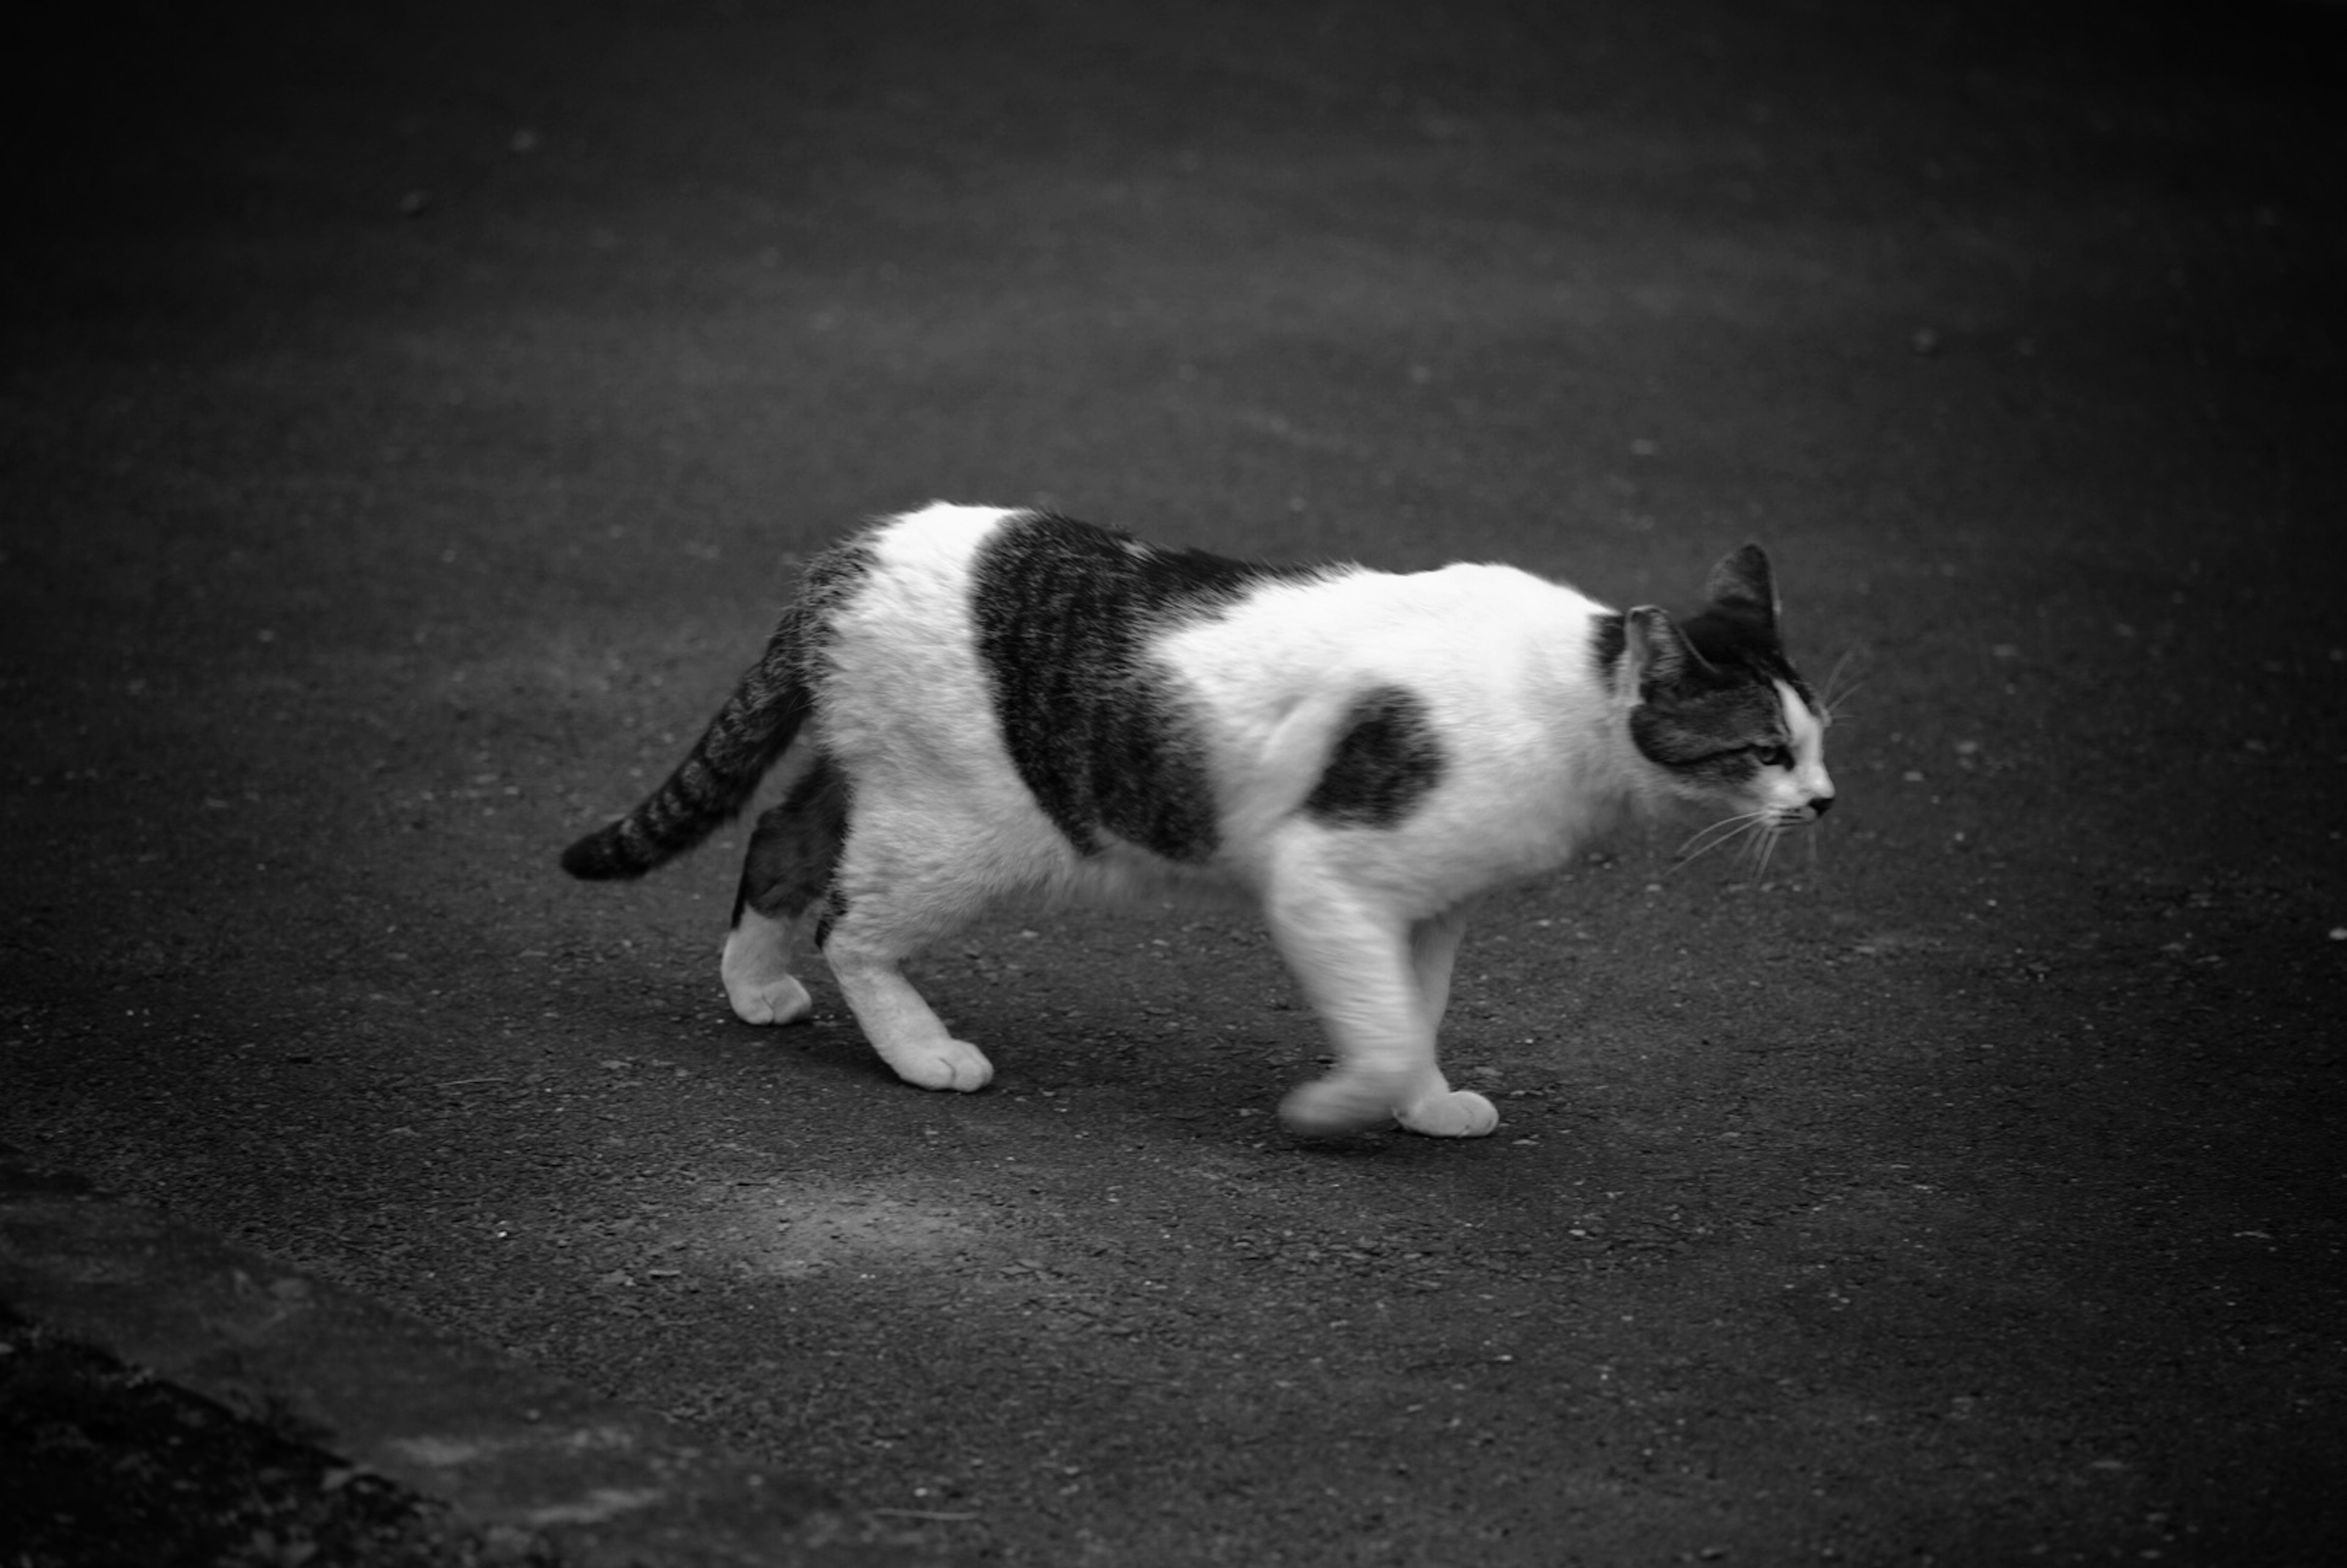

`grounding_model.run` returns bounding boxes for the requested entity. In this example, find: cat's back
[1161,552,1612,721]
[823,500,1341,643]
[798,505,1016,751]
[826,501,1011,617]
[819,503,1612,726]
